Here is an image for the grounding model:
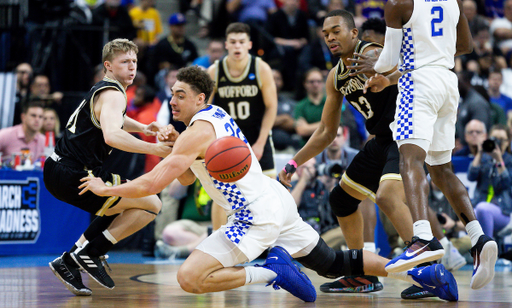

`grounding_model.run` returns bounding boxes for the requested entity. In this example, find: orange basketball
[205,136,252,182]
